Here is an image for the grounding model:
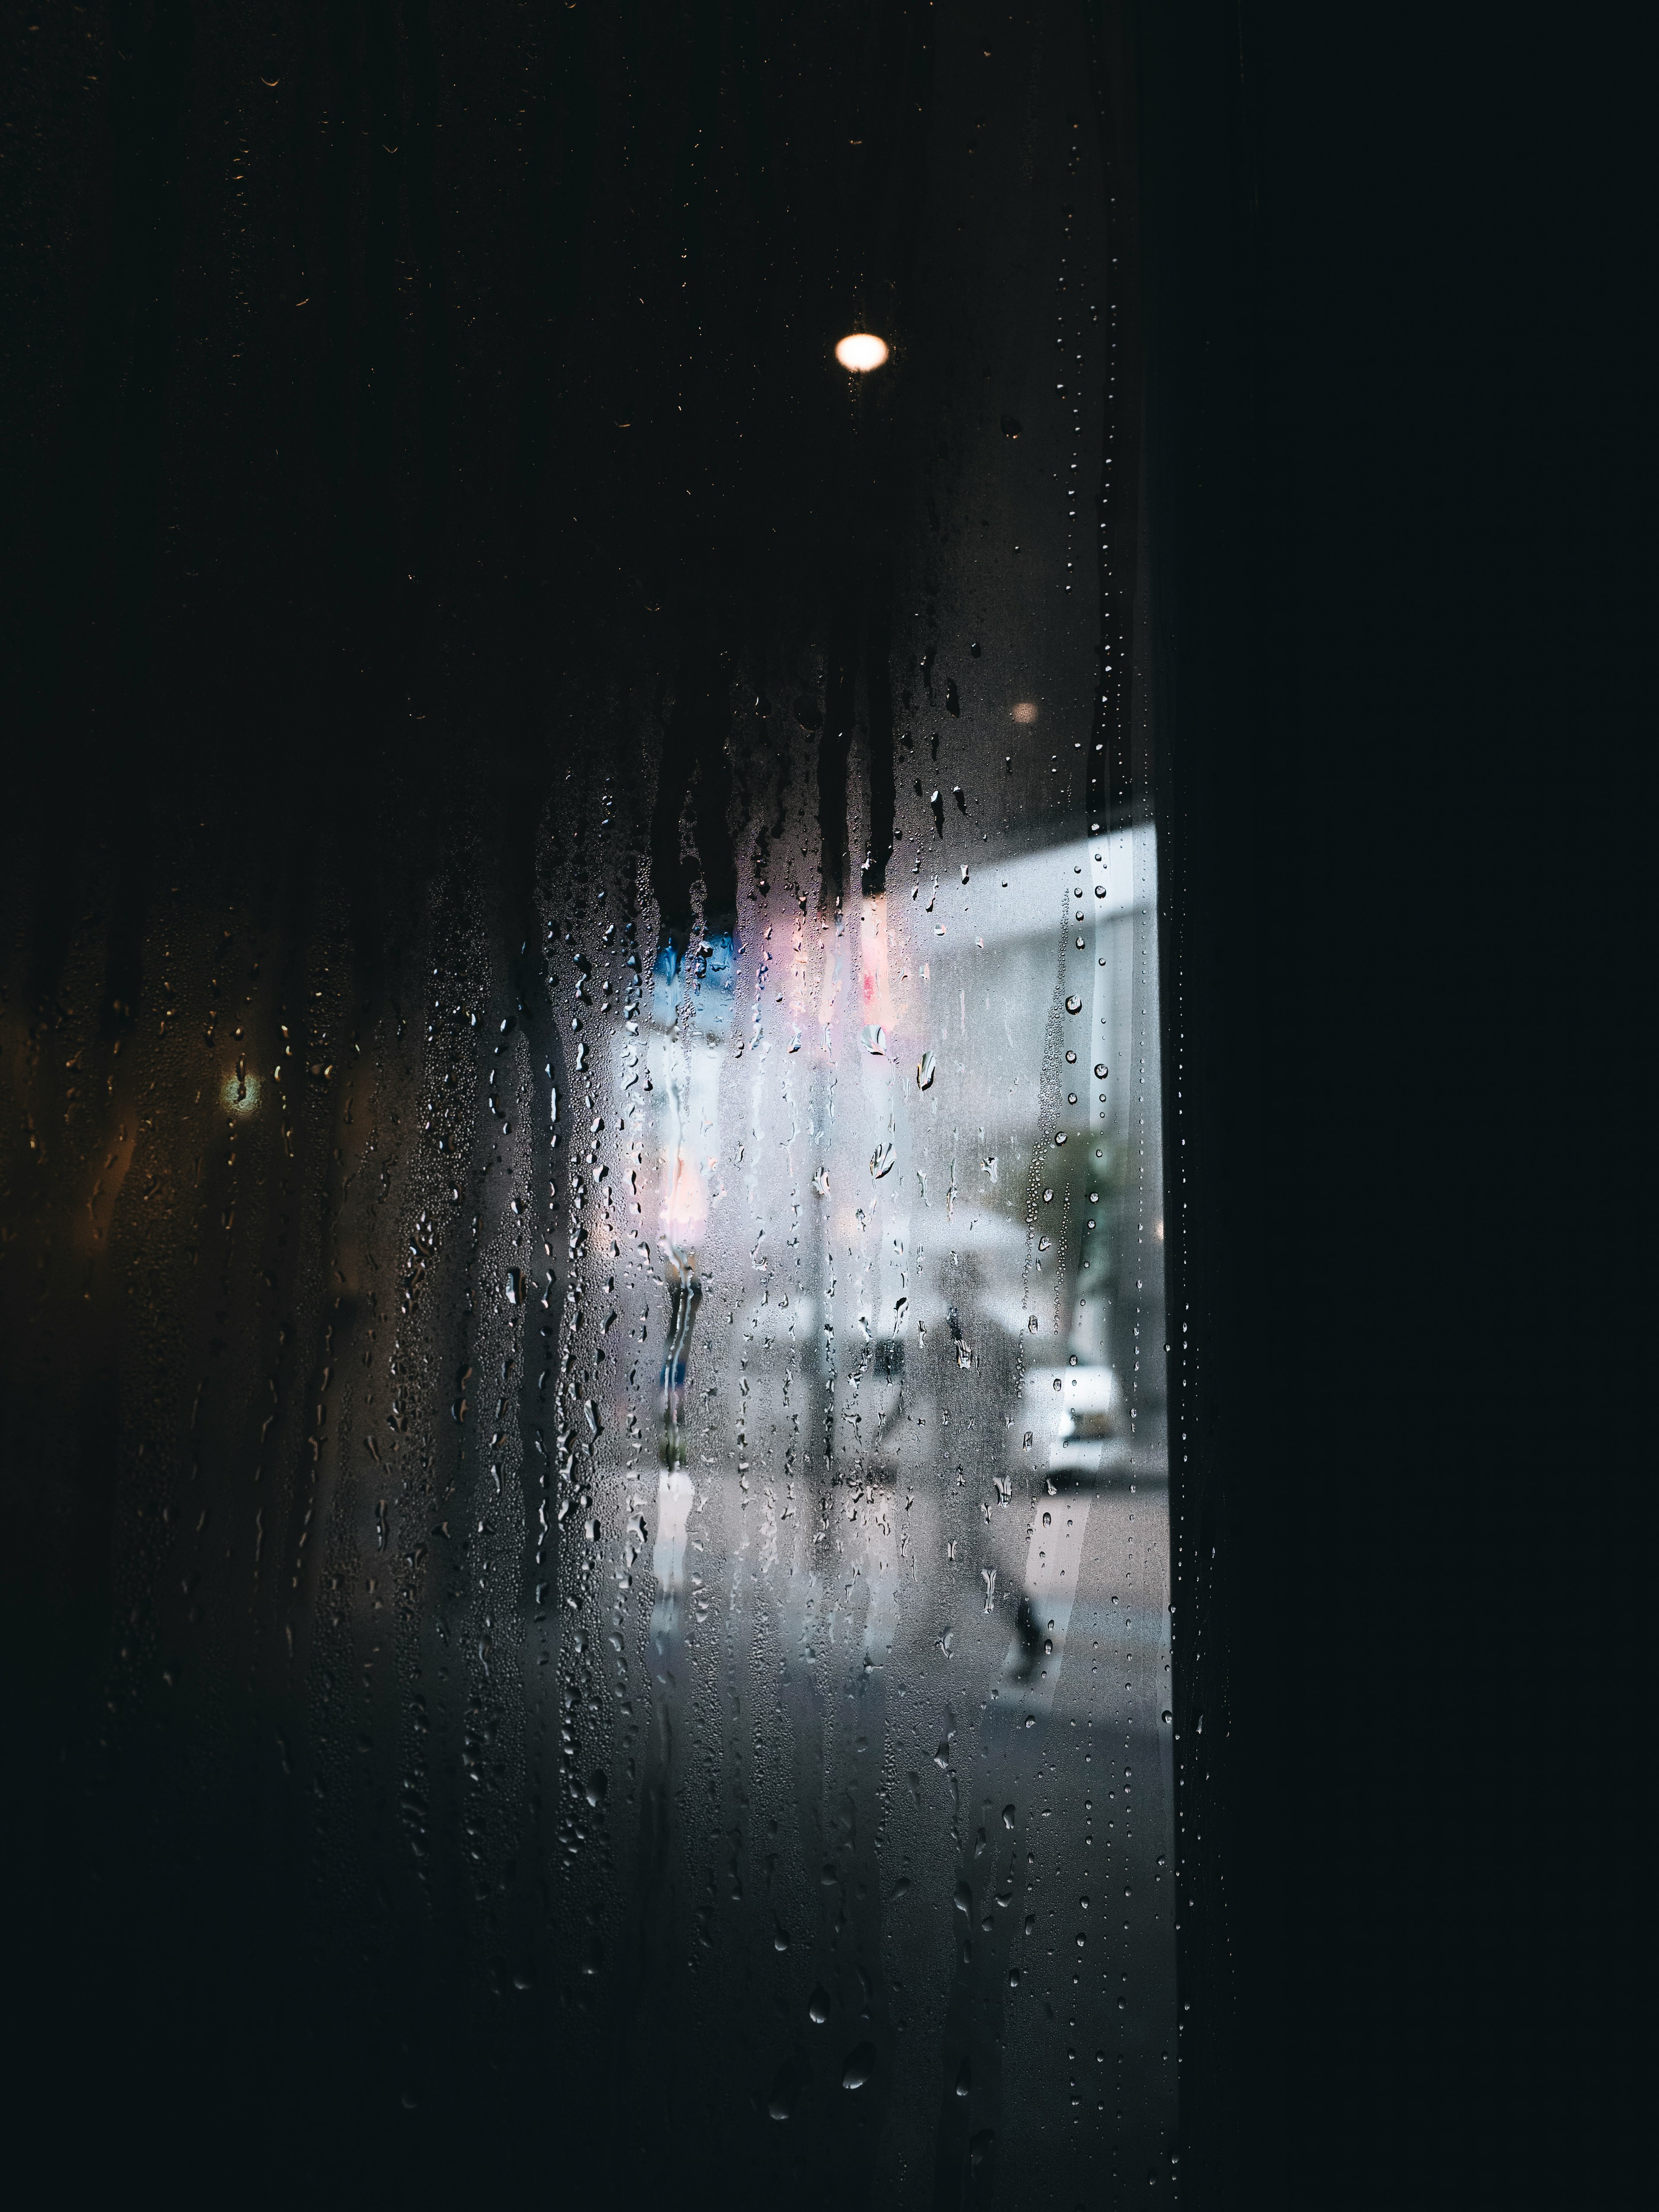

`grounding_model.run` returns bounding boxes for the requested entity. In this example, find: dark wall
[1143,4,1646,2204]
